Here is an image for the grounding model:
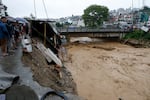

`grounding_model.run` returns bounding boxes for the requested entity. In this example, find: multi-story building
[70,16,85,27]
